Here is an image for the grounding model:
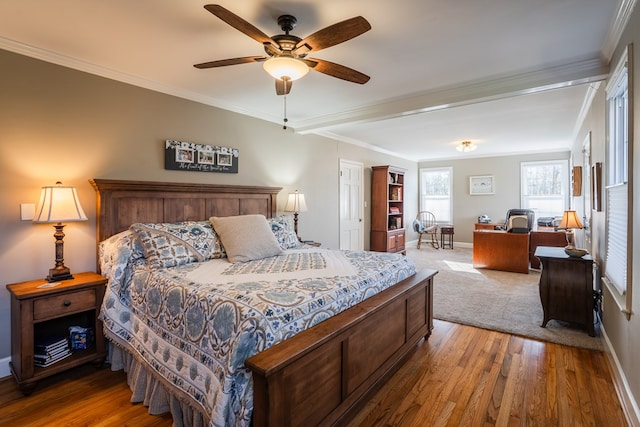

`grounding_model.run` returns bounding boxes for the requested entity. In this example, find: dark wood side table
[535,246,595,336]
[440,225,454,249]
[6,272,107,395]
